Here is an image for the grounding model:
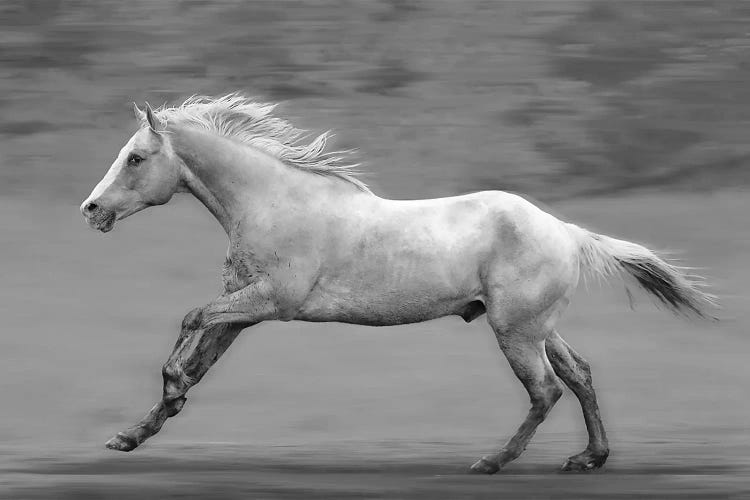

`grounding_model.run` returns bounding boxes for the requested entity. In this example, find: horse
[80,94,715,474]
